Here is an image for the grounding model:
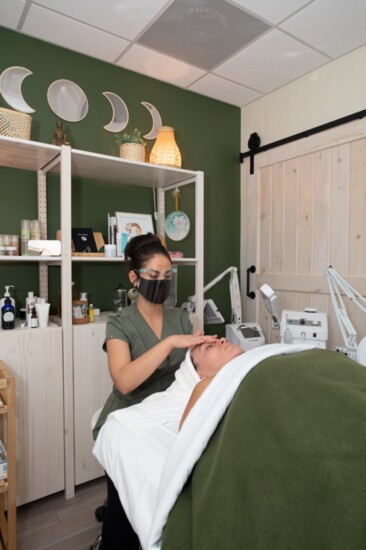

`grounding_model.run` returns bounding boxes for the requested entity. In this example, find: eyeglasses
[135,268,177,280]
